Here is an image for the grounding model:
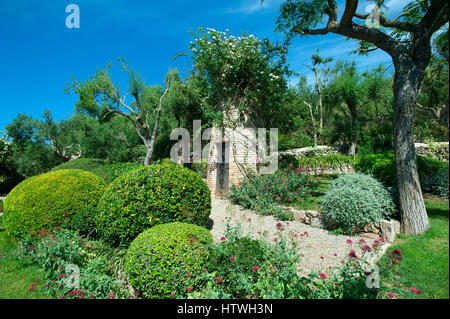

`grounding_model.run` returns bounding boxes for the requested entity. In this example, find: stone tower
[206,108,257,197]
